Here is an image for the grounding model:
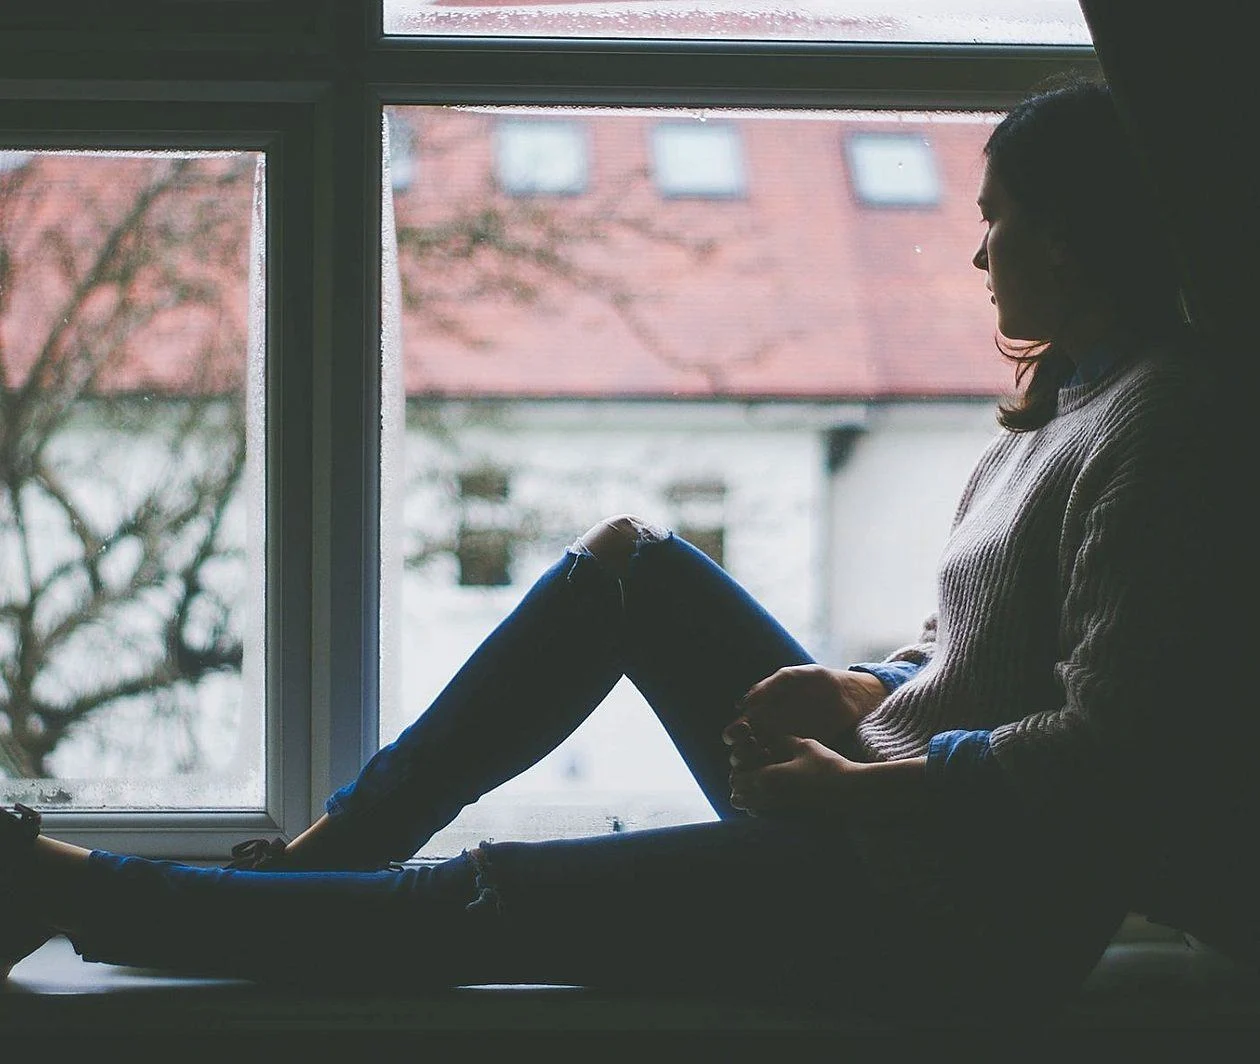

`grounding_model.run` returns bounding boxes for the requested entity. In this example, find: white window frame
[0,1,1099,858]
